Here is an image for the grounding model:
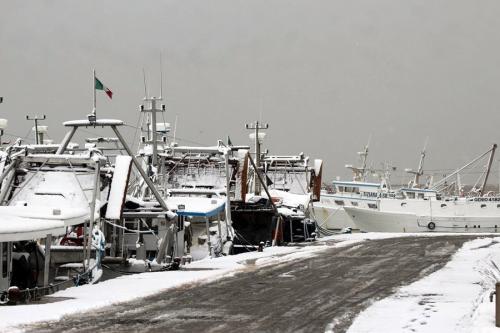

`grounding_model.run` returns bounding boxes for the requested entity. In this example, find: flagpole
[93,69,96,116]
